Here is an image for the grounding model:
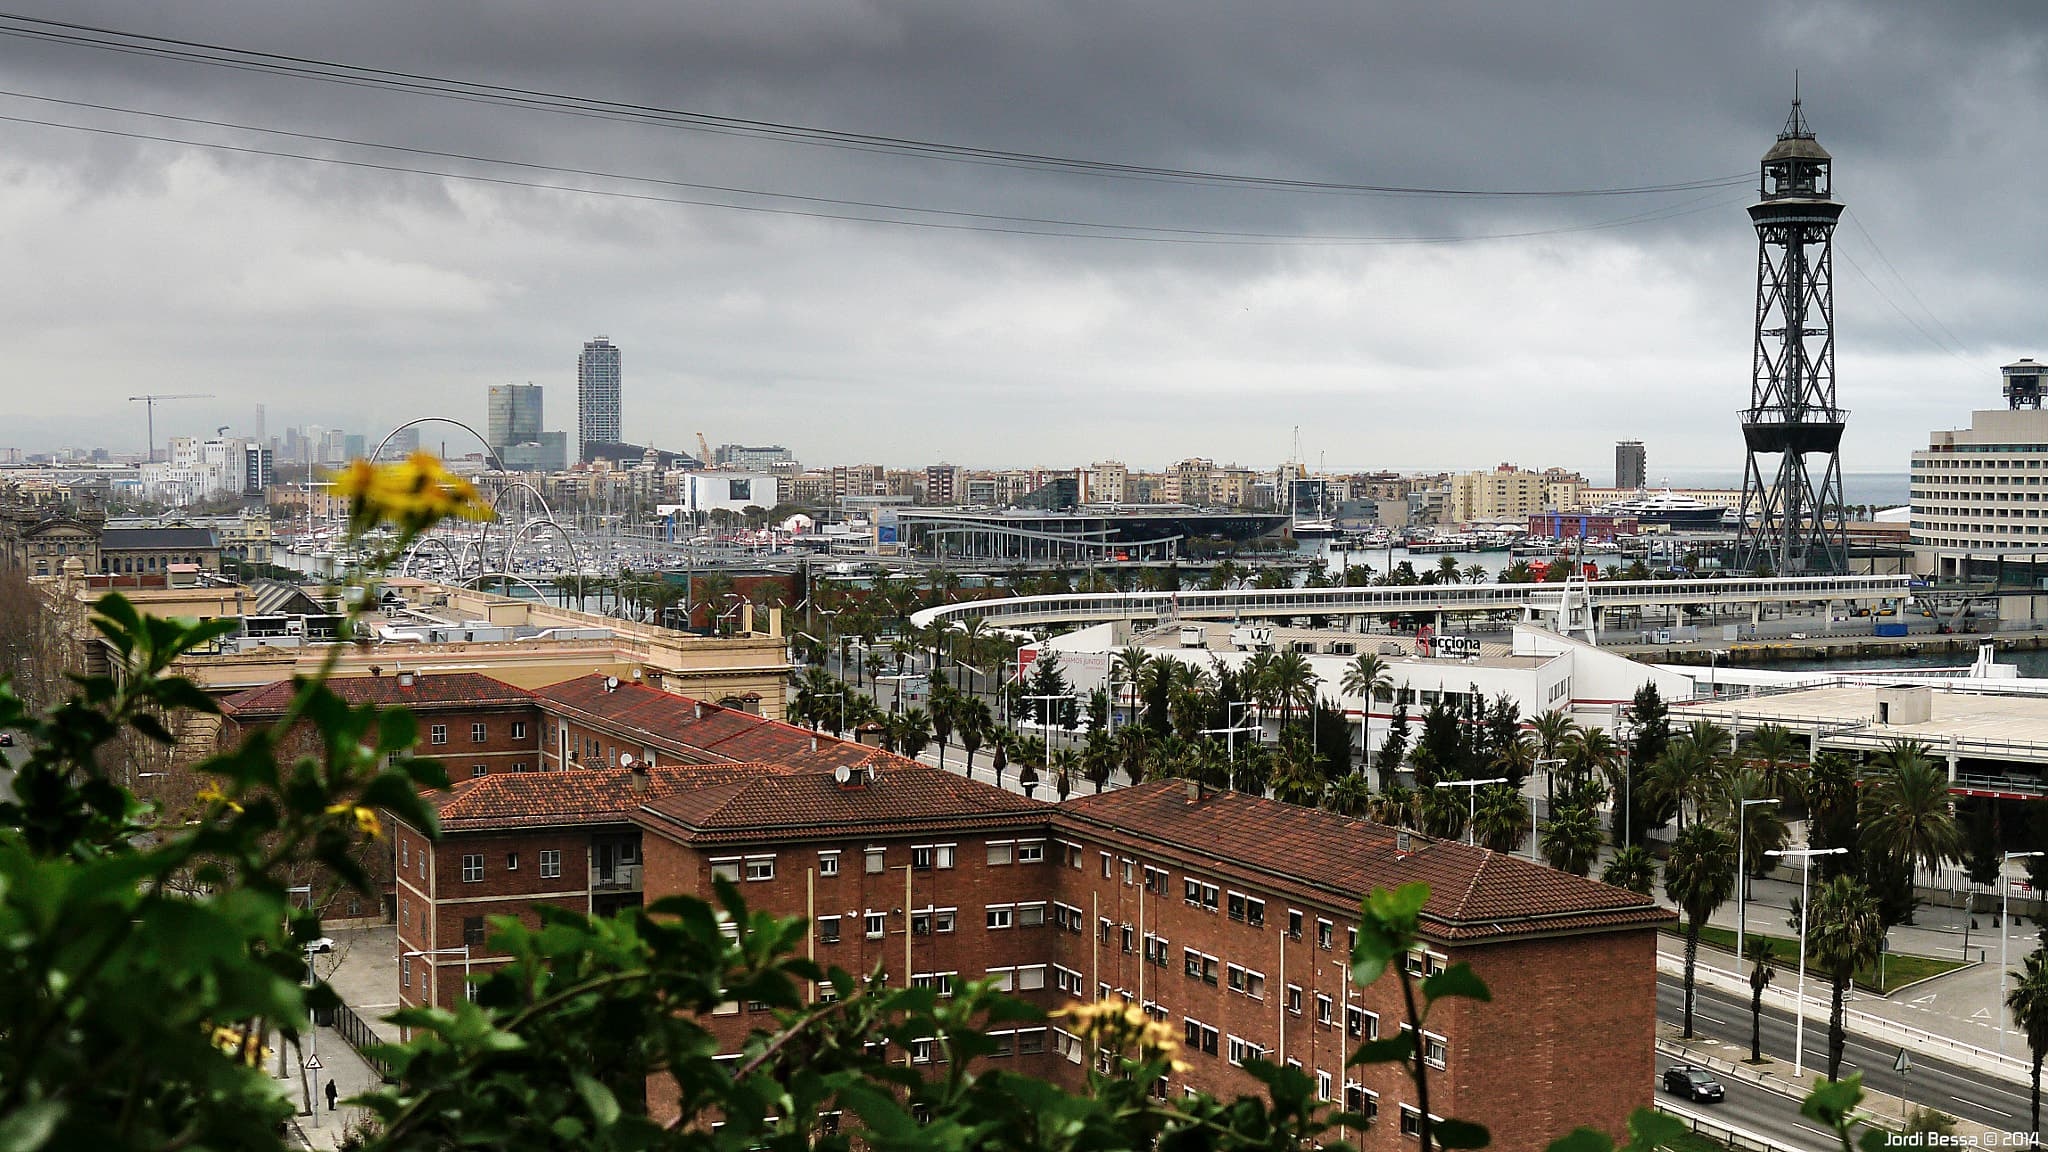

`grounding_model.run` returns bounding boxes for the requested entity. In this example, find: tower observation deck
[1737,98,1847,575]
